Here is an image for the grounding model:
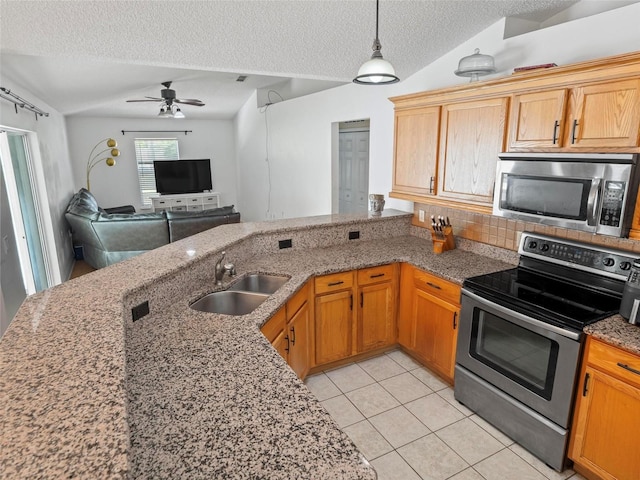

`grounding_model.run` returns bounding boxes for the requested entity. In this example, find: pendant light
[353,0,399,85]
